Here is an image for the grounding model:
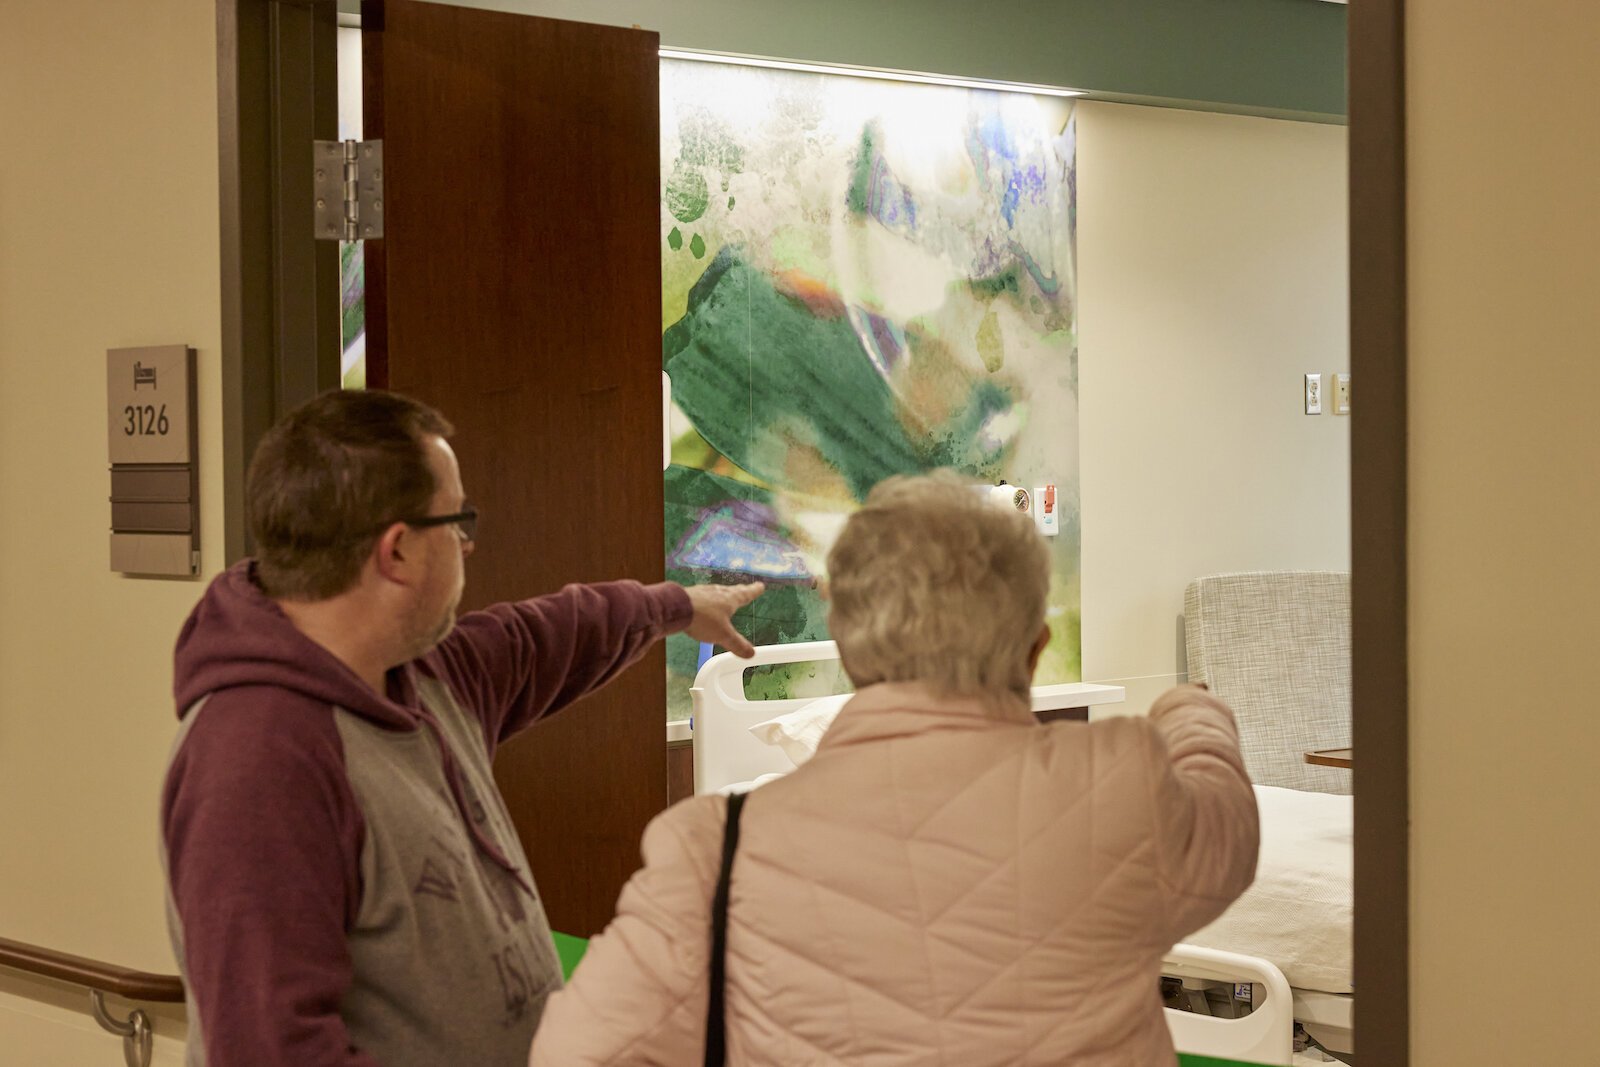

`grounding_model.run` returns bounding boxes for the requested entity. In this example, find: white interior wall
[1075,101,1350,715]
